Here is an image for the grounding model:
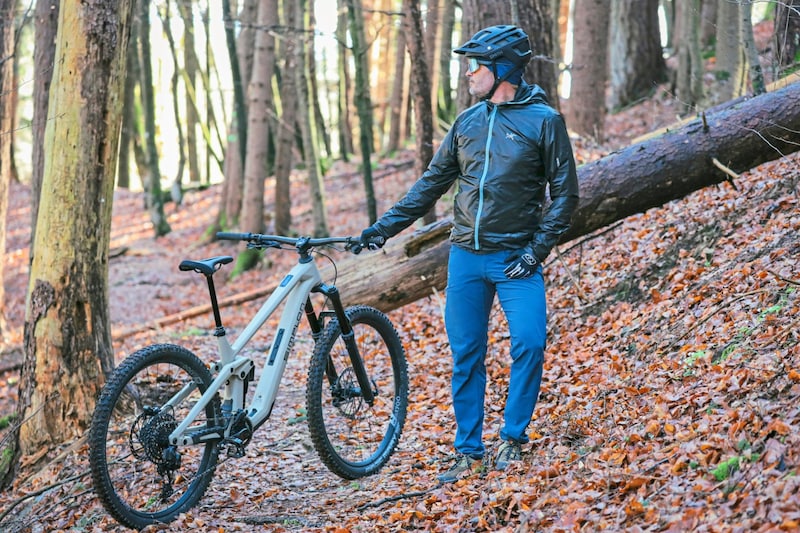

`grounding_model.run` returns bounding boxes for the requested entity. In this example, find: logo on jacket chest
[505,132,519,142]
